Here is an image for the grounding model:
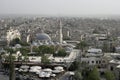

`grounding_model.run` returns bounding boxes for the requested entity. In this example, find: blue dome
[36,33,51,41]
